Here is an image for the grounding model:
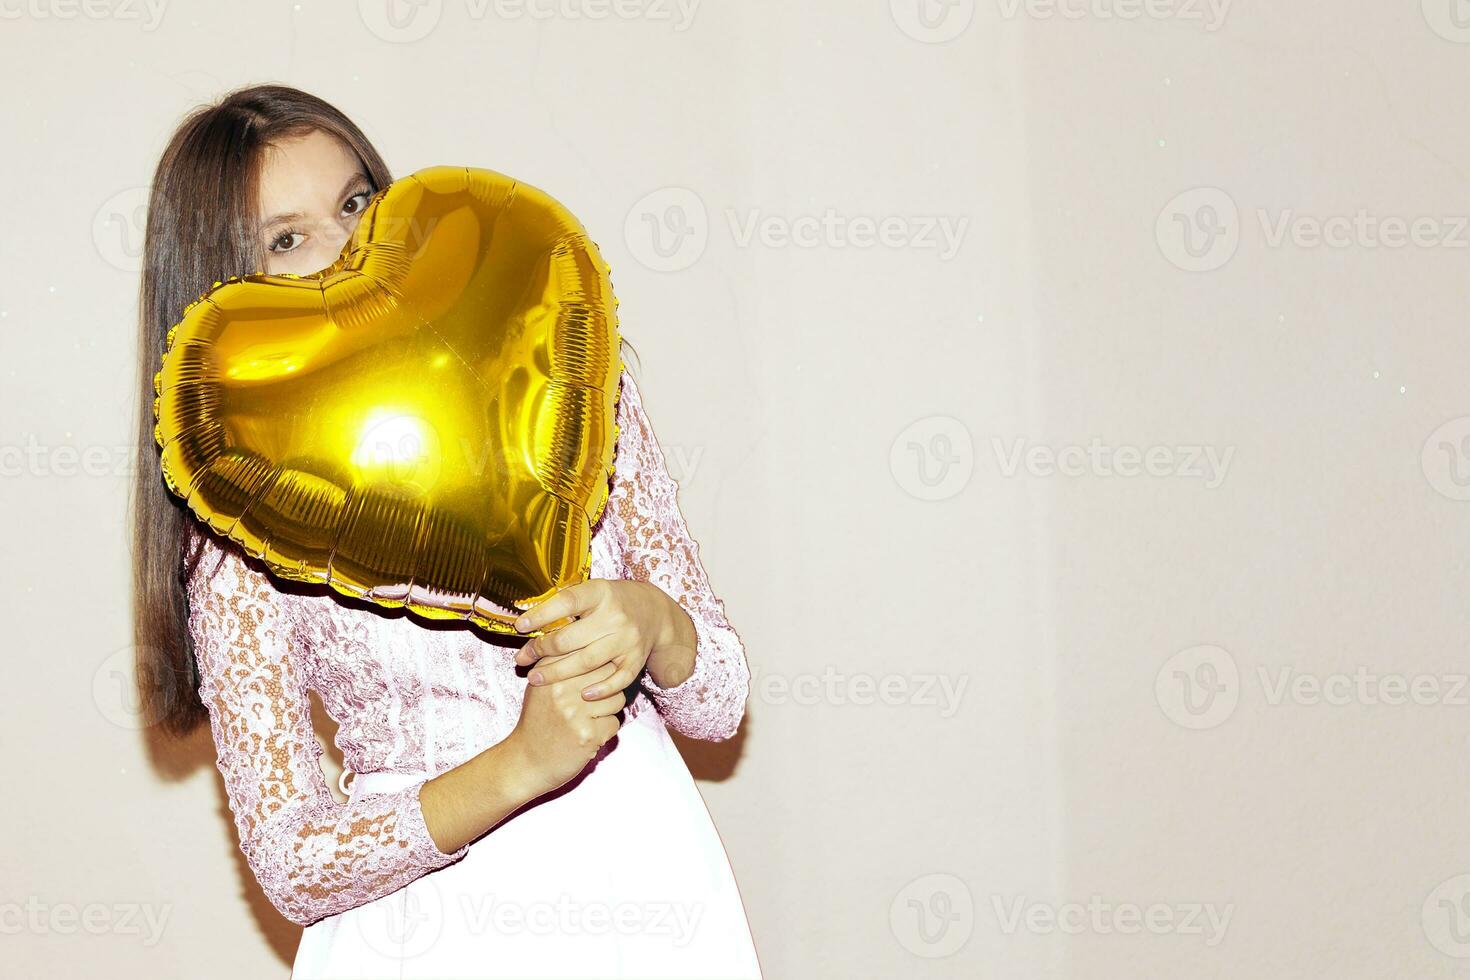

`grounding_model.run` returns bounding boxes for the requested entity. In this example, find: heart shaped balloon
[153,166,622,636]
